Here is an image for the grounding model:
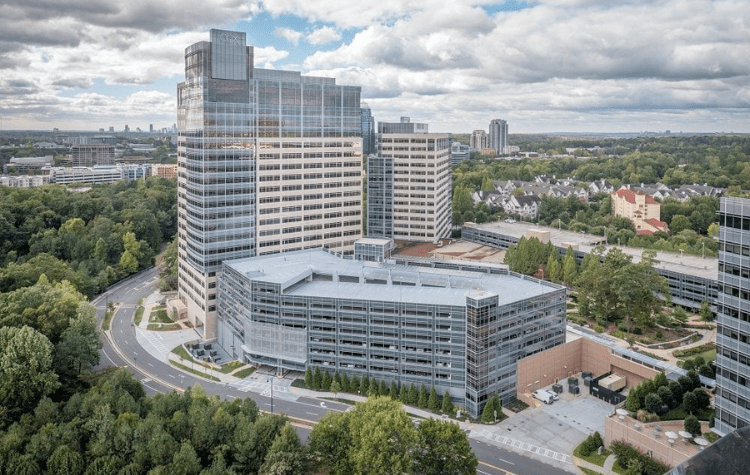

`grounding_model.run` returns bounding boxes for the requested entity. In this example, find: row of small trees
[303,366,455,415]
